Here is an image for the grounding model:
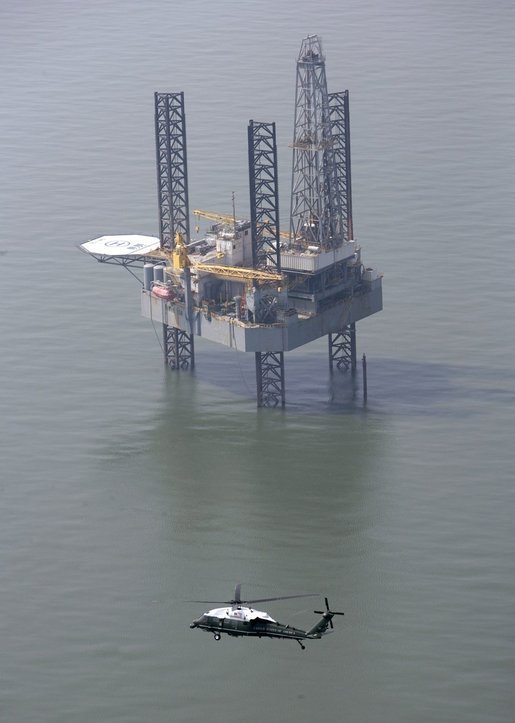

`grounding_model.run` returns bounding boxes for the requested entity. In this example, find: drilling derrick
[290,35,342,251]
[283,36,361,370]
